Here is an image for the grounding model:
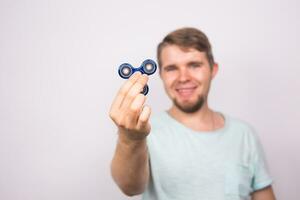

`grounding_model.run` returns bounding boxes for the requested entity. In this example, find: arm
[109,72,151,196]
[111,134,149,196]
[251,186,276,200]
